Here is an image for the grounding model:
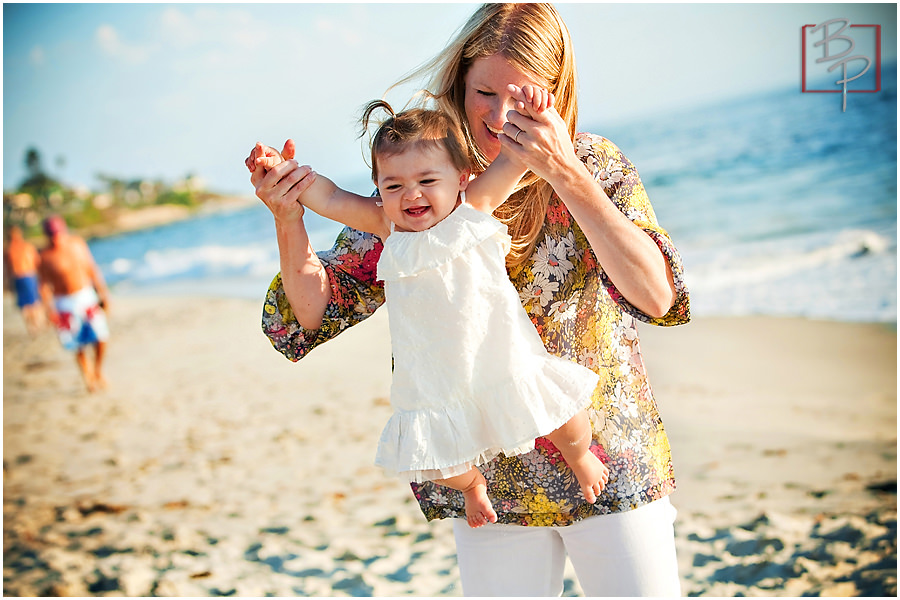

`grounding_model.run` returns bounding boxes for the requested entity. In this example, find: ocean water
[89,69,897,323]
